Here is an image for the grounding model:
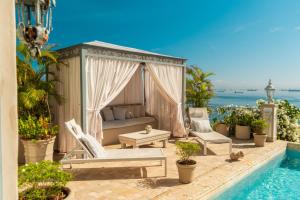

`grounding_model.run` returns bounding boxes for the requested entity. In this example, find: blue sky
[50,0,300,89]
